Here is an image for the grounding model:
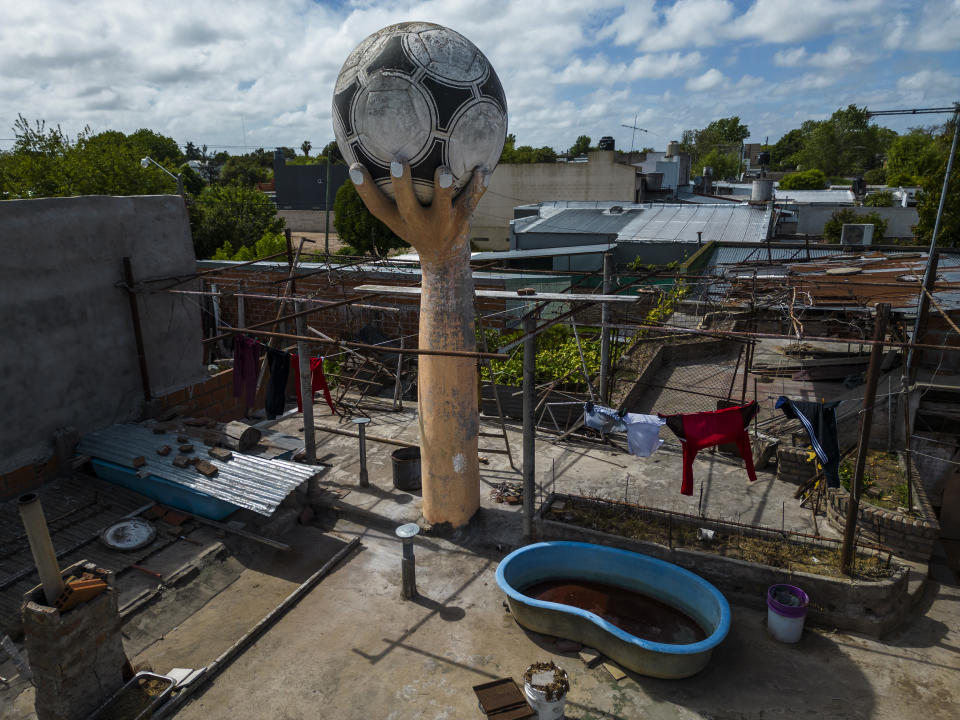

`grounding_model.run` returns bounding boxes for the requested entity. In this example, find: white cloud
[685,68,726,92]
[641,0,735,51]
[886,0,960,51]
[774,48,807,67]
[555,52,703,85]
[734,0,884,43]
[896,69,960,98]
